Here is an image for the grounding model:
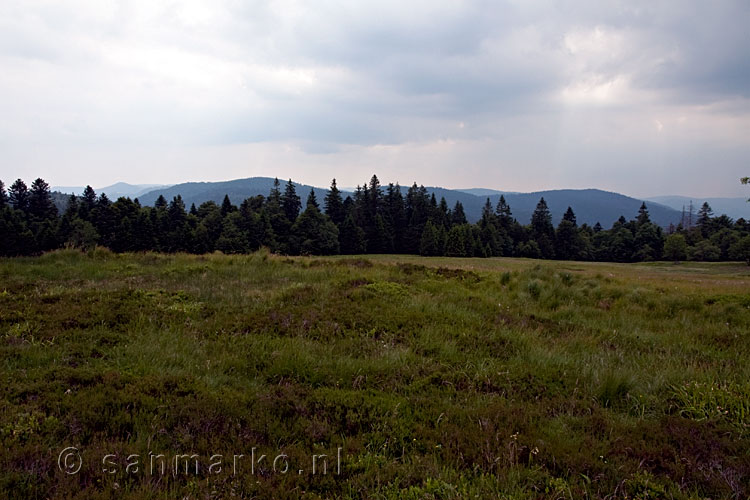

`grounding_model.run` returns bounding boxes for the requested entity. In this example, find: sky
[1,0,749,198]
